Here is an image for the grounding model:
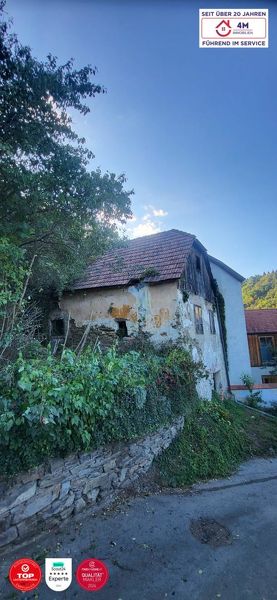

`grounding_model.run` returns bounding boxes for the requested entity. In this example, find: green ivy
[212,279,228,365]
